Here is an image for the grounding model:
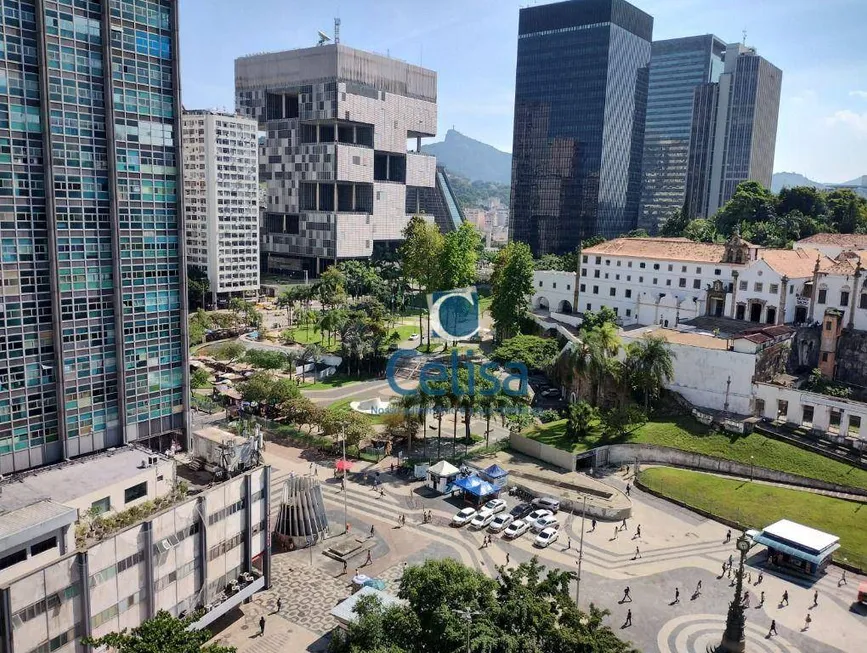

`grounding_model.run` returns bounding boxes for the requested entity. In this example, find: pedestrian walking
[760,591,765,606]
[506,552,510,565]
[768,619,777,637]
[782,590,789,606]
[613,526,619,540]
[721,562,727,577]
[314,466,318,477]
[757,571,763,585]
[622,586,631,603]
[343,560,348,575]
[804,613,812,630]
[633,546,641,560]
[813,590,818,607]
[696,580,702,594]
[636,524,641,538]
[365,550,372,565]
[673,588,680,604]
[567,537,572,550]
[624,609,632,627]
[259,616,265,636]
[625,483,631,496]
[725,529,732,543]
[591,518,597,531]
[370,524,375,537]
[840,570,847,586]
[621,518,628,531]
[742,591,750,608]
[728,554,734,567]
[390,462,395,473]
[309,462,313,473]
[727,565,732,579]
[276,597,282,613]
